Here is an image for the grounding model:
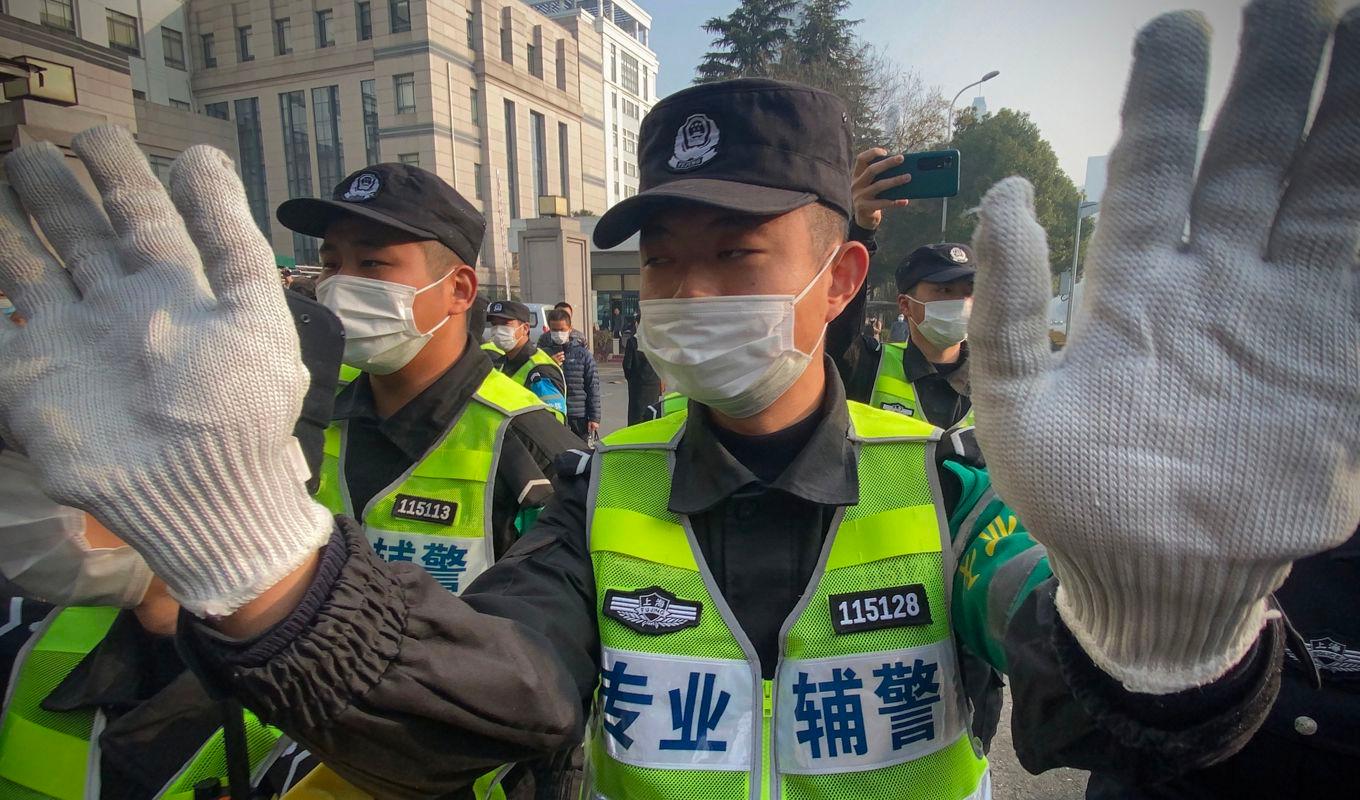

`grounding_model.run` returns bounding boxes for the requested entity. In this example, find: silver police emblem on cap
[668,113,720,171]
[949,246,968,264]
[342,172,381,201]
[490,302,504,313]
